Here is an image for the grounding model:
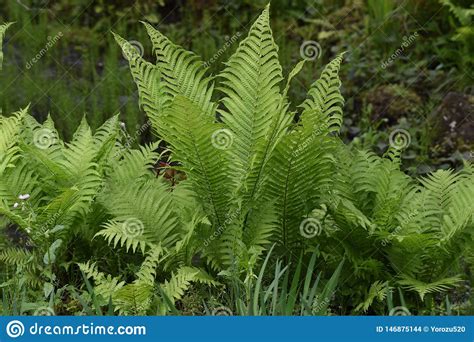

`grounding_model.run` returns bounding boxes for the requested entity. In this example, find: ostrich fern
[114,4,473,311]
[115,5,346,269]
[0,6,472,315]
